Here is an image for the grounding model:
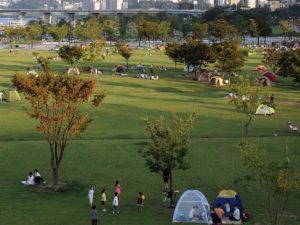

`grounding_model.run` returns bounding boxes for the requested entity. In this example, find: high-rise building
[128,0,138,8]
[83,0,93,9]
